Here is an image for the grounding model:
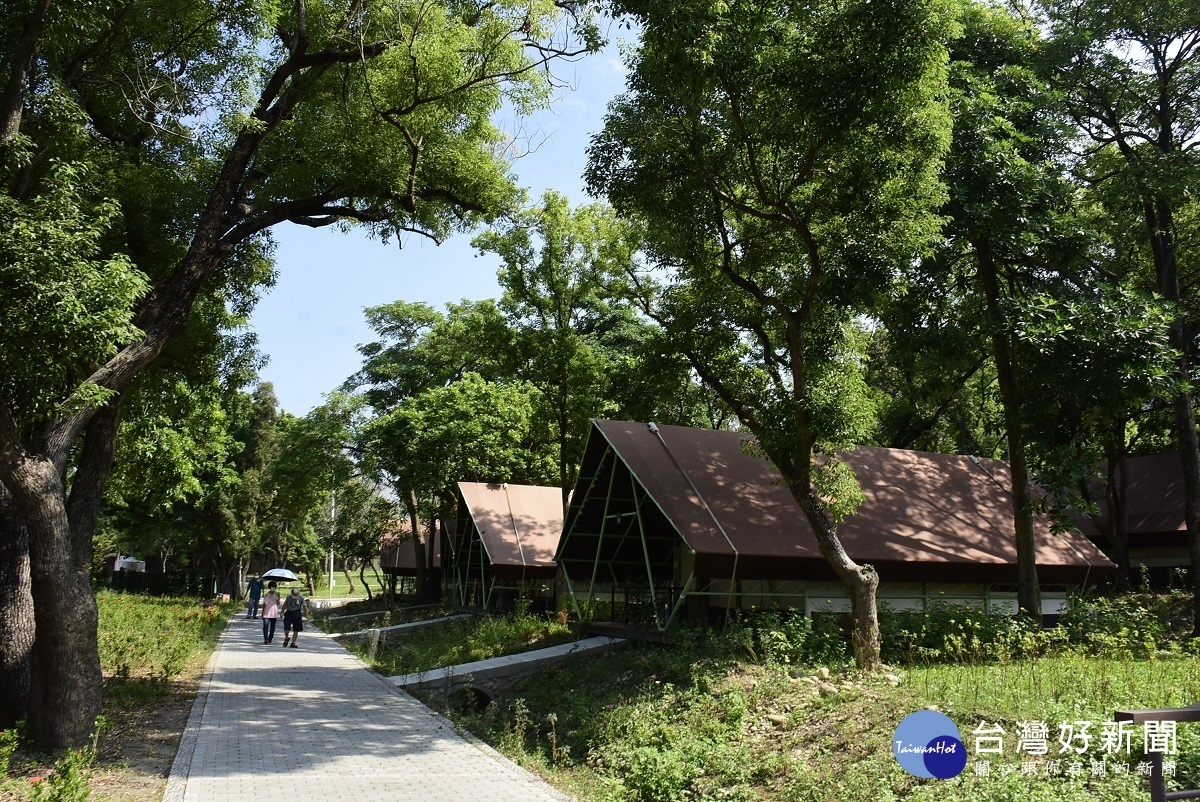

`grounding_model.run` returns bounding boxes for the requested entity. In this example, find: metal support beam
[664,572,695,629]
[631,471,662,628]
[587,445,618,618]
